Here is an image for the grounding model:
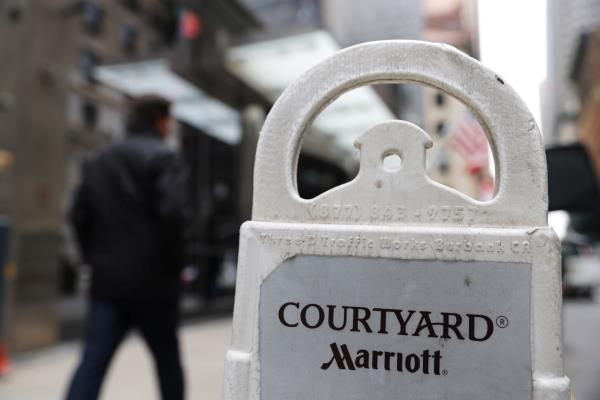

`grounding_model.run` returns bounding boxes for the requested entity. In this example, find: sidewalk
[0,316,232,399]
